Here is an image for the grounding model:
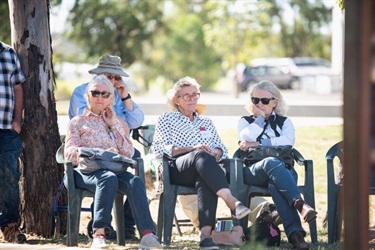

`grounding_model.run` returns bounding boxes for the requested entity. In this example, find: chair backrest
[137,124,155,155]
[326,140,375,192]
[56,144,65,164]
